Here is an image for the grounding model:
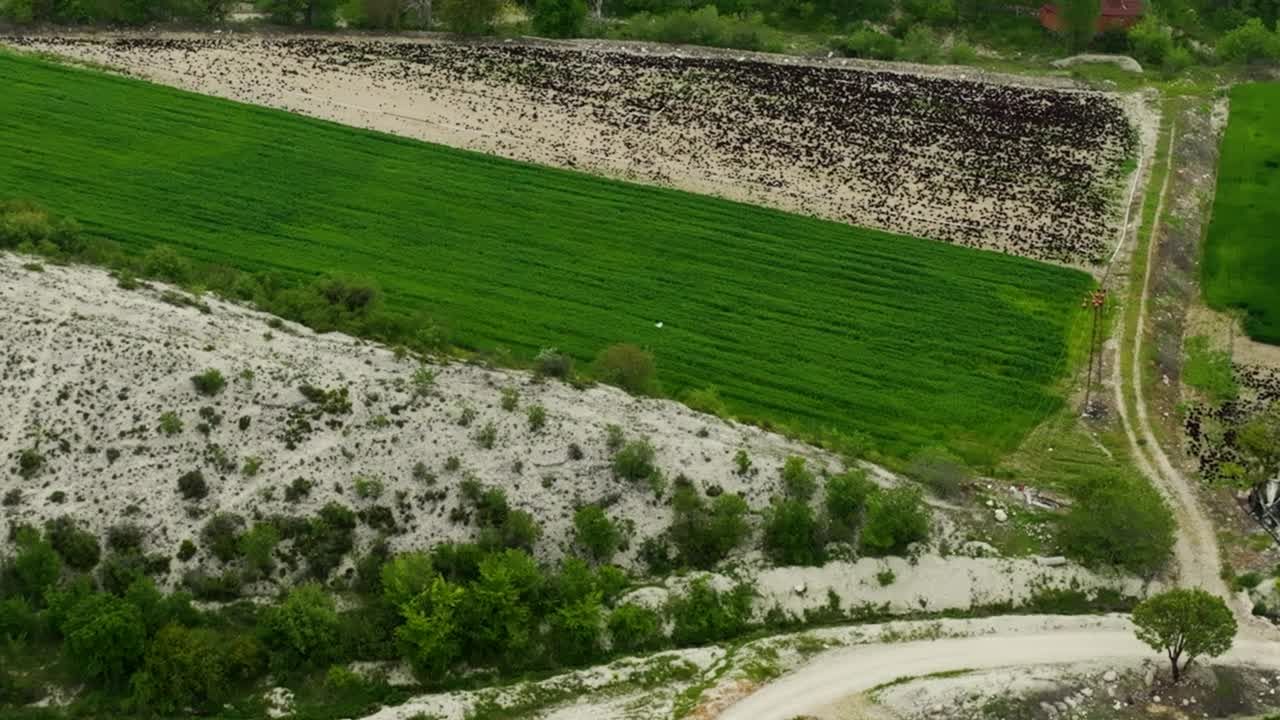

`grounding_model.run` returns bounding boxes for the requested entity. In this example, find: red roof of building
[1100,0,1143,17]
